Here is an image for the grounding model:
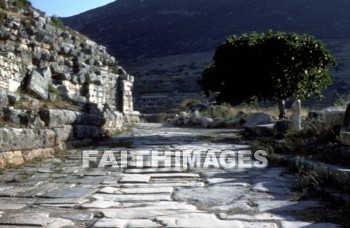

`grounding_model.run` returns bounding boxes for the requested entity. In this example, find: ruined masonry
[0,1,139,167]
